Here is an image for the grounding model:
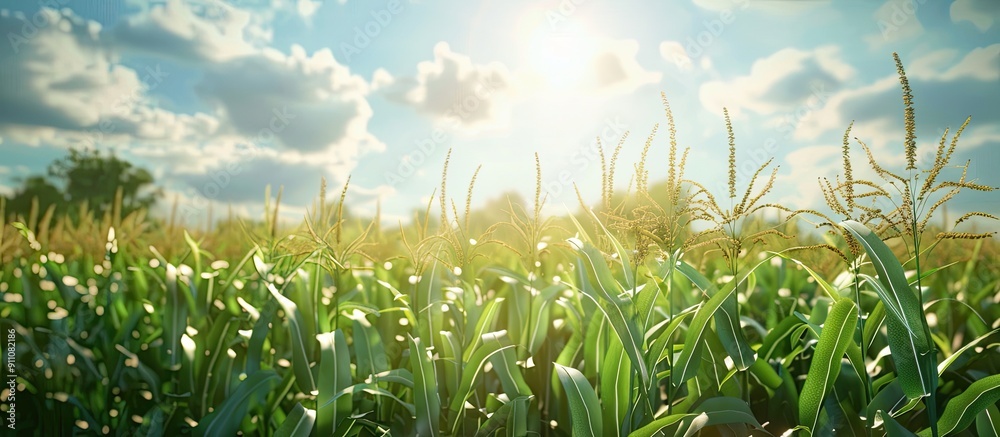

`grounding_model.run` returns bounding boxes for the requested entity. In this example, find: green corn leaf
[579,208,635,290]
[918,374,1000,437]
[439,330,462,398]
[554,363,603,437]
[628,396,762,437]
[864,301,887,352]
[197,312,238,414]
[246,300,277,376]
[358,385,416,416]
[601,334,631,437]
[267,283,316,394]
[774,253,842,301]
[637,273,660,332]
[672,252,782,386]
[352,317,389,382]
[748,358,782,390]
[195,370,279,437]
[798,298,858,435]
[463,297,505,362]
[675,260,755,371]
[449,330,519,434]
[416,260,444,361]
[507,393,531,437]
[317,330,352,434]
[937,327,1000,375]
[553,300,585,401]
[842,220,934,401]
[523,284,563,357]
[370,368,414,387]
[879,410,919,437]
[759,314,806,362]
[647,305,696,369]
[976,404,1000,437]
[671,278,737,386]
[163,263,186,371]
[583,312,607,380]
[316,382,414,415]
[408,334,441,437]
[274,403,316,437]
[569,238,649,387]
[483,330,532,399]
[136,407,165,437]
[474,396,532,437]
[863,275,936,400]
[867,380,921,430]
[182,230,203,300]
